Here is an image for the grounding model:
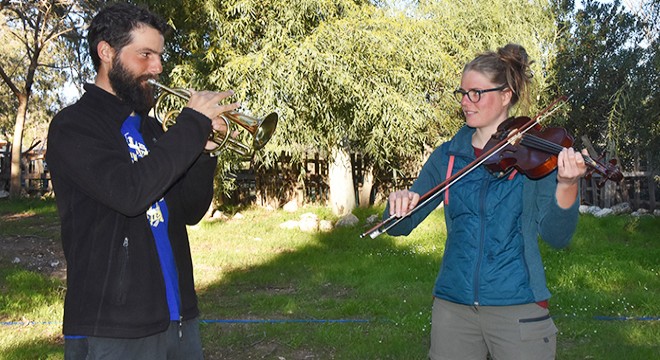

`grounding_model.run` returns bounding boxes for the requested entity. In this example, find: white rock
[336,213,359,227]
[594,208,614,217]
[366,214,380,224]
[631,209,650,217]
[298,218,319,232]
[300,212,318,221]
[610,202,631,215]
[319,220,334,232]
[283,200,299,212]
[212,210,229,220]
